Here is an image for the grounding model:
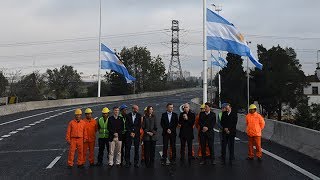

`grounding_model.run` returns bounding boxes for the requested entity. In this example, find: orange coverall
[66,119,88,166]
[83,118,98,164]
[246,112,265,158]
[195,114,210,157]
